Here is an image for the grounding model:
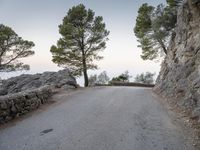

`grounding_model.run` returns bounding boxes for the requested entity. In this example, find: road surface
[0,87,194,150]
